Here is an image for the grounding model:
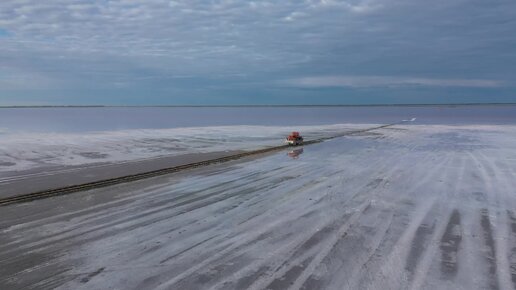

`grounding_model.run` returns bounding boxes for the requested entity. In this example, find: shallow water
[1,105,516,134]
[0,124,371,174]
[1,105,515,177]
